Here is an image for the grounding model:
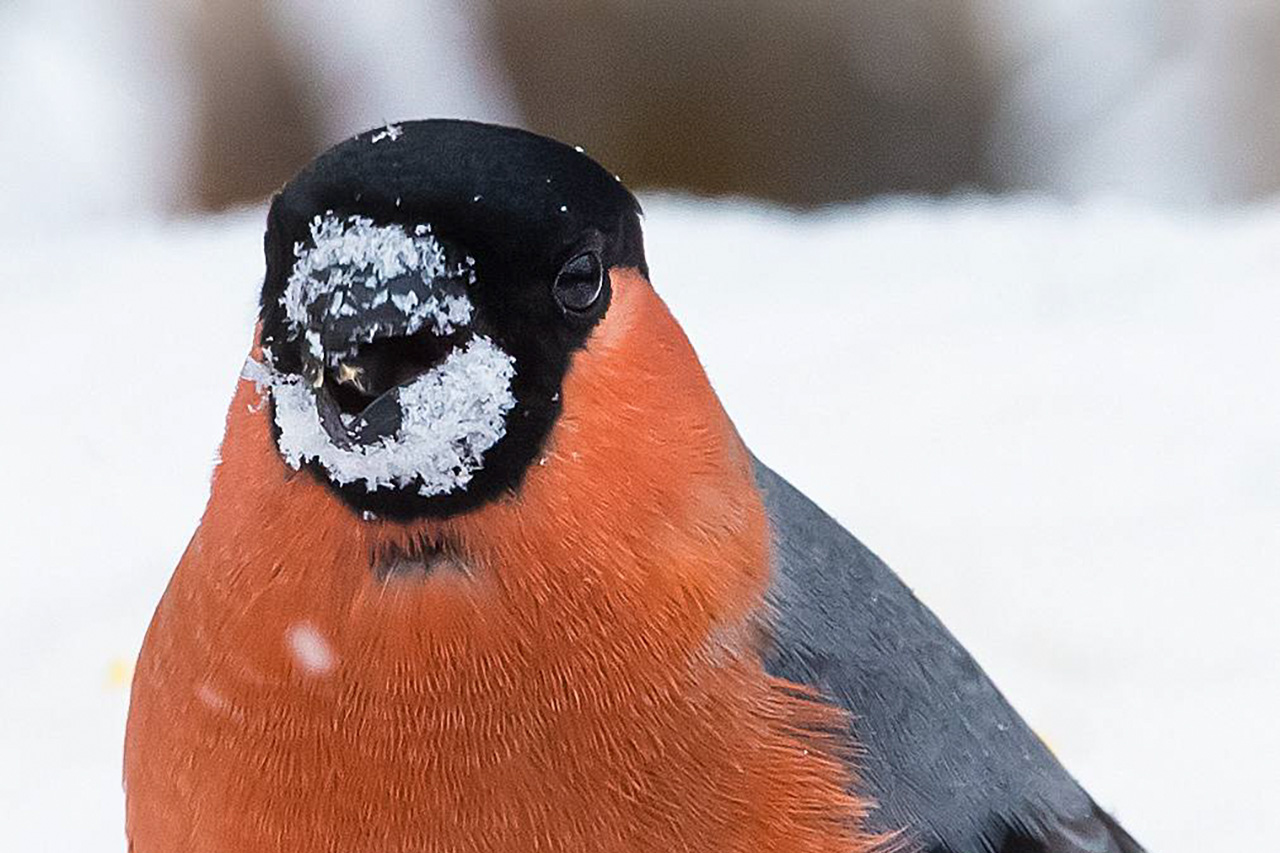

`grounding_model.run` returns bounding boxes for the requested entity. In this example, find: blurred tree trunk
[190,0,321,211]
[490,0,996,206]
